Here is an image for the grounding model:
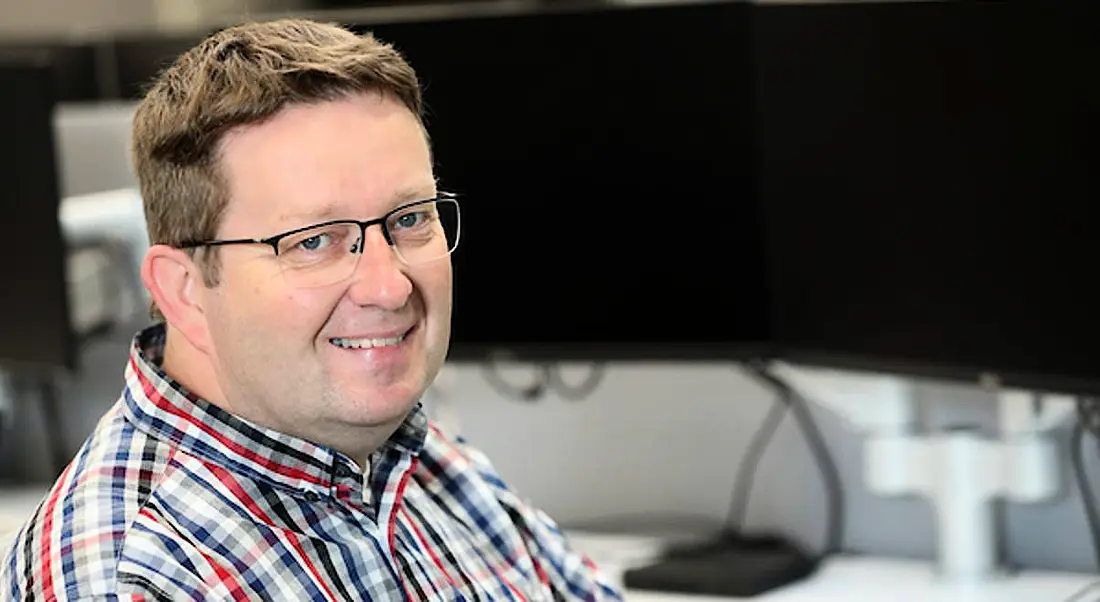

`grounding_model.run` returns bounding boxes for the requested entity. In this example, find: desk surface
[564,532,1096,602]
[618,557,1094,602]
